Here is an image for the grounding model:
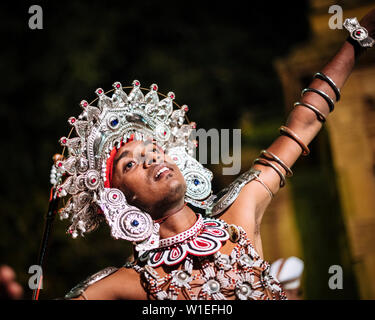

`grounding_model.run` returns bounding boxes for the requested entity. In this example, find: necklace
[158,214,204,248]
[139,215,229,267]
[154,202,188,224]
[131,218,287,300]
